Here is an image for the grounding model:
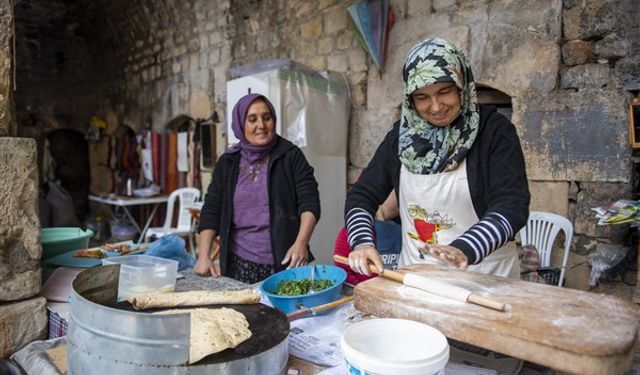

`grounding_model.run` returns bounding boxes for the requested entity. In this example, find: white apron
[398,161,520,279]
